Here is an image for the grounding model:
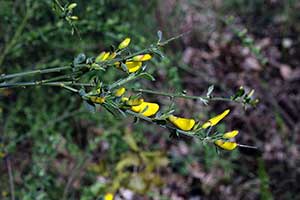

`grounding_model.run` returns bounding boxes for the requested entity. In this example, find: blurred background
[0,0,300,199]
